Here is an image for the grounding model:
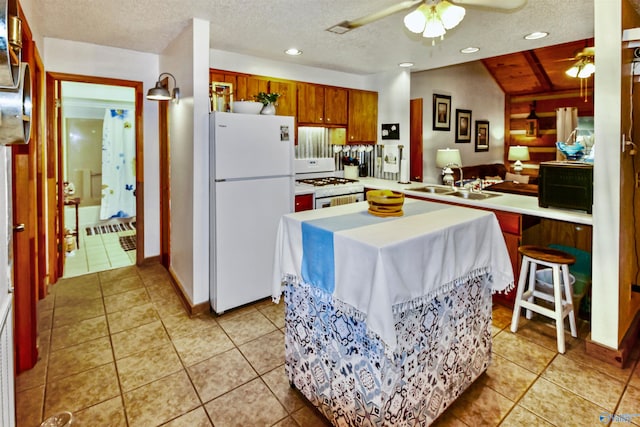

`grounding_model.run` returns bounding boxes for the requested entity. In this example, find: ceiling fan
[327,0,528,42]
[564,47,595,78]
